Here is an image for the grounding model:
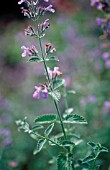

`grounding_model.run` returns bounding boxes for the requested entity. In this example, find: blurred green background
[0,0,110,170]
